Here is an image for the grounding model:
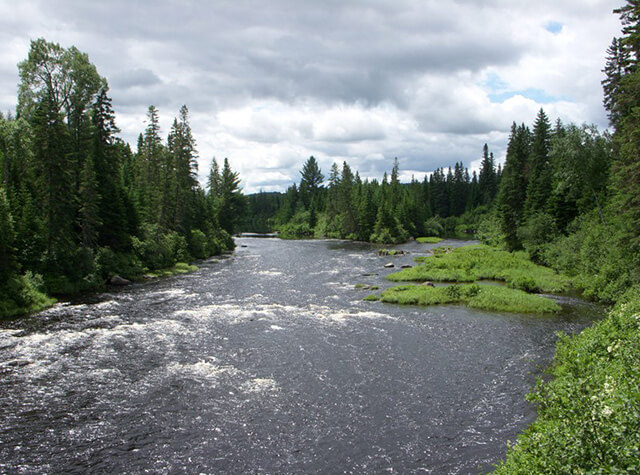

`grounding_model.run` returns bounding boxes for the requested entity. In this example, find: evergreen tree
[0,187,15,277]
[218,158,246,235]
[299,156,324,209]
[524,109,553,216]
[497,123,531,250]
[478,143,497,205]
